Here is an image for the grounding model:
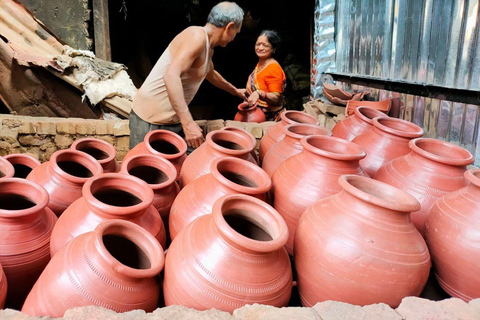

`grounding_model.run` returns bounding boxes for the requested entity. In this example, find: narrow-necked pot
[4,154,40,179]
[71,137,119,172]
[332,106,386,141]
